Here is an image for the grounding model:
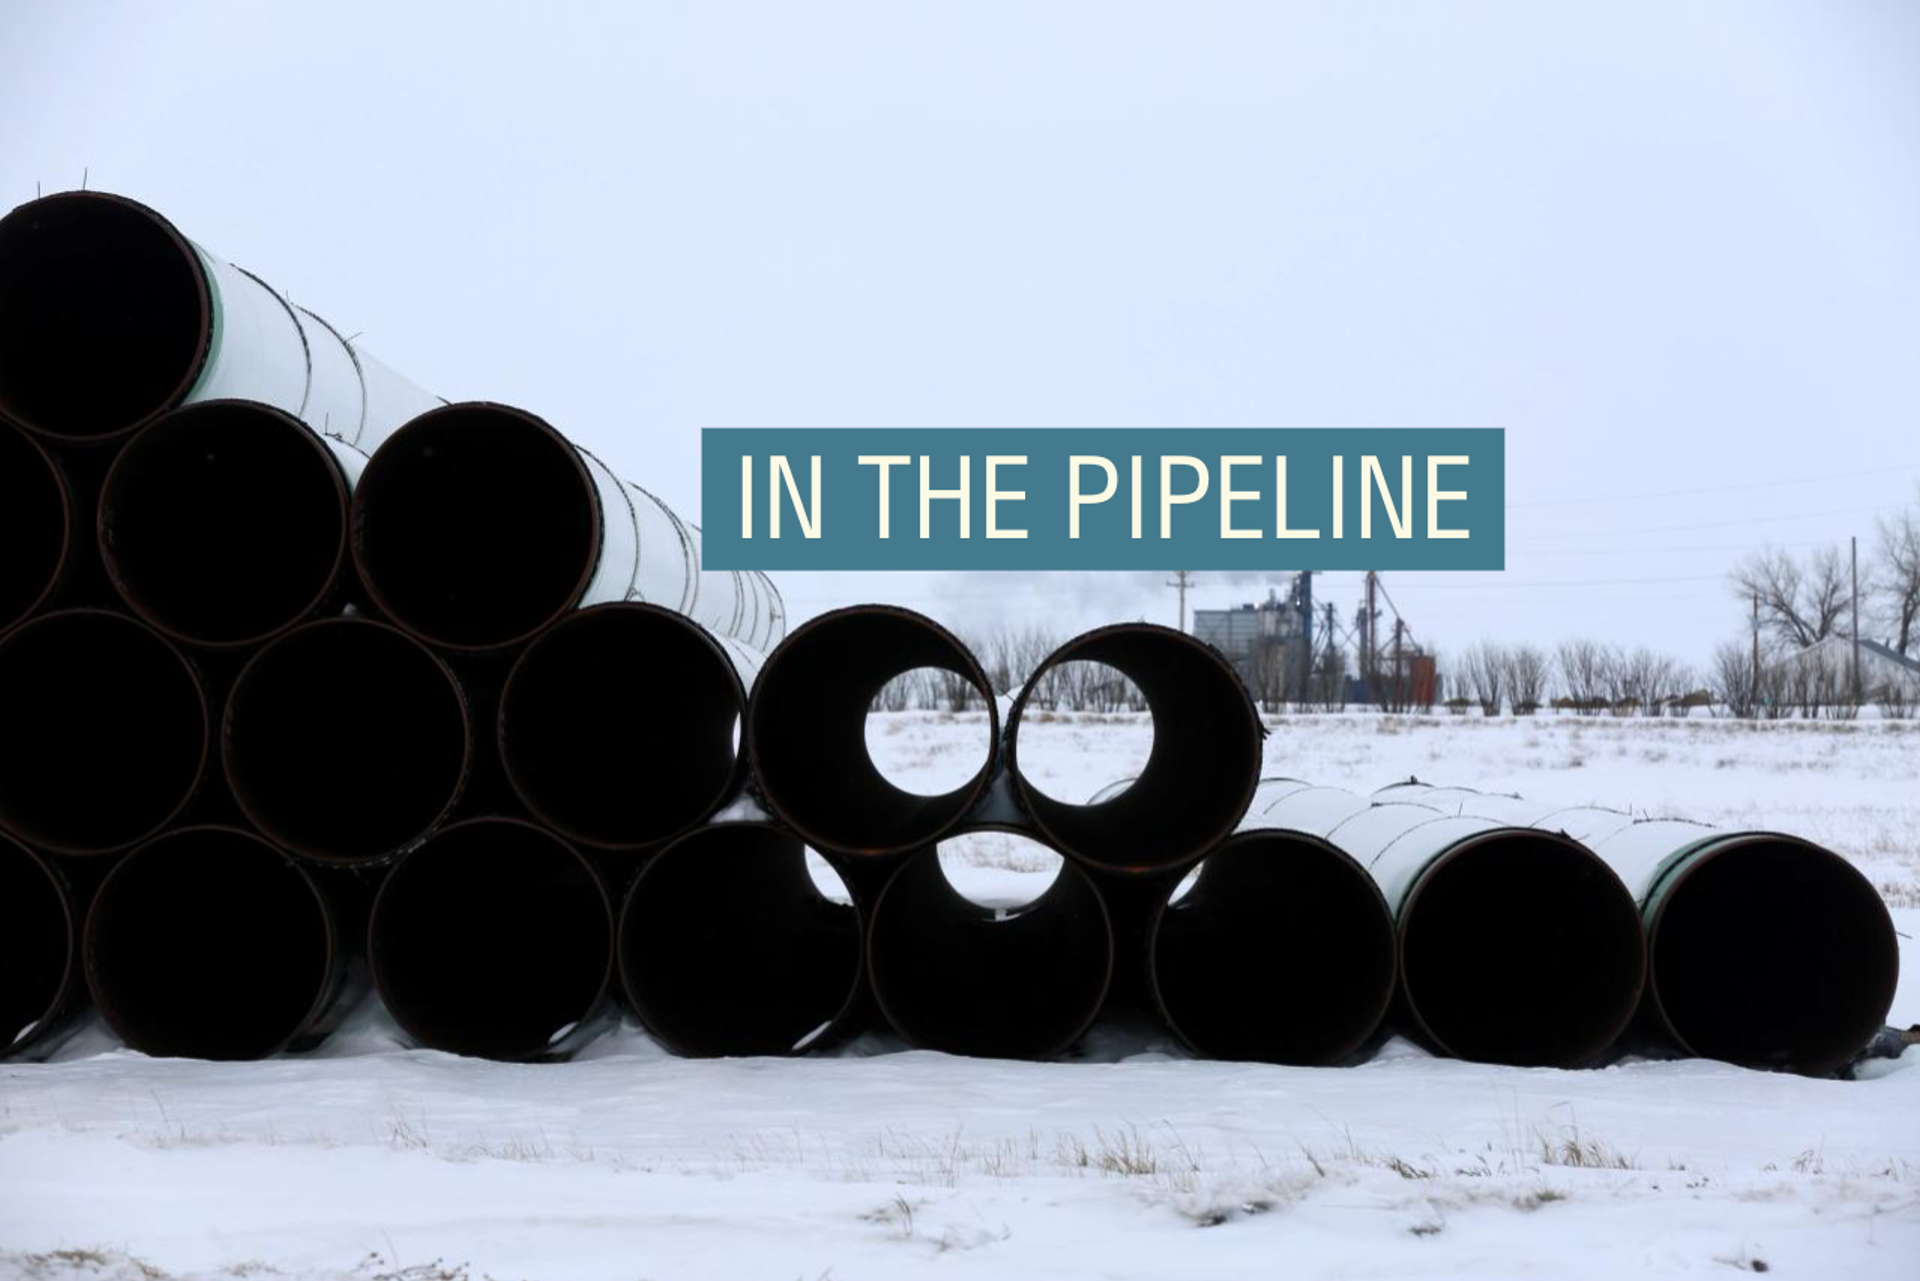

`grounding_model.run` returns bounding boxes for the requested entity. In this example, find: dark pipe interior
[868,844,1111,1058]
[1011,625,1262,873]
[0,192,209,441]
[749,607,997,855]
[1651,837,1898,1073]
[619,824,861,1056]
[0,611,206,854]
[225,619,469,863]
[84,828,334,1059]
[502,605,745,849]
[101,401,350,647]
[370,820,611,1060]
[353,403,598,650]
[0,837,73,1054]
[1399,833,1644,1067]
[0,424,68,632]
[1151,832,1396,1064]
